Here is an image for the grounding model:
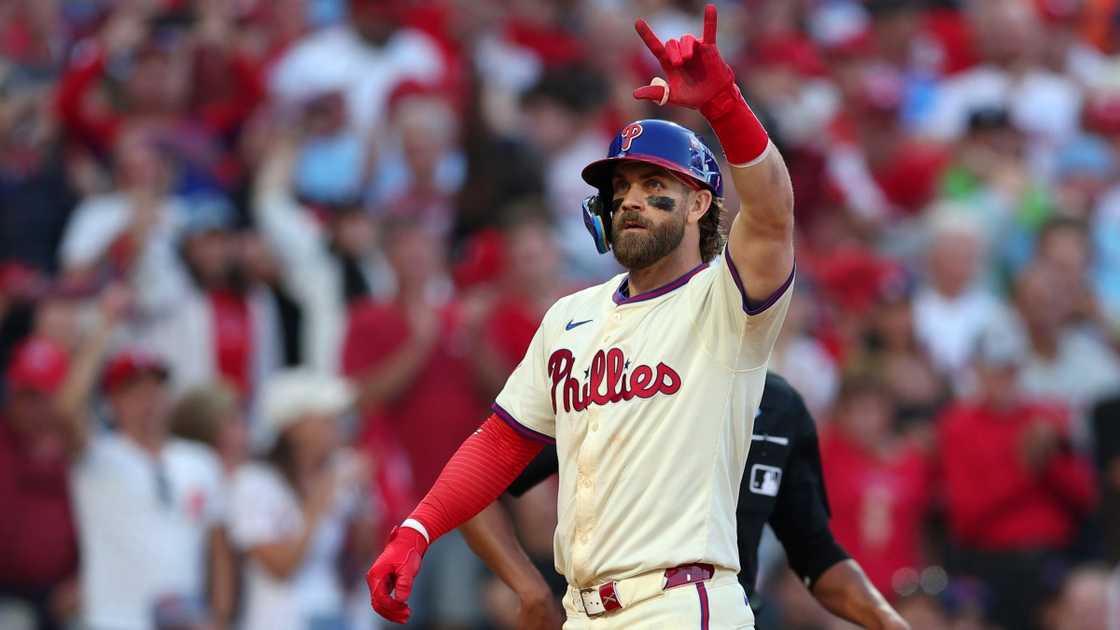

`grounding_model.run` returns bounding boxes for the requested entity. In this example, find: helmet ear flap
[581,194,612,254]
